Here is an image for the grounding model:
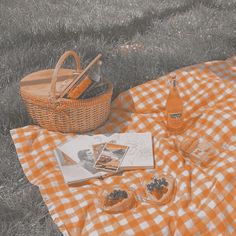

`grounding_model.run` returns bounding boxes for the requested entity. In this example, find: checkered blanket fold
[11,57,236,235]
